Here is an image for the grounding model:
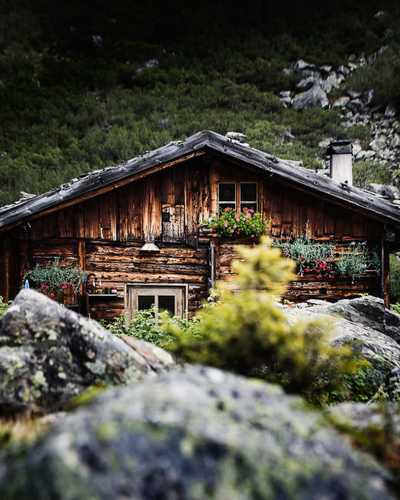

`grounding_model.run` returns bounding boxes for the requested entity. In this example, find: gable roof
[1,129,400,232]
